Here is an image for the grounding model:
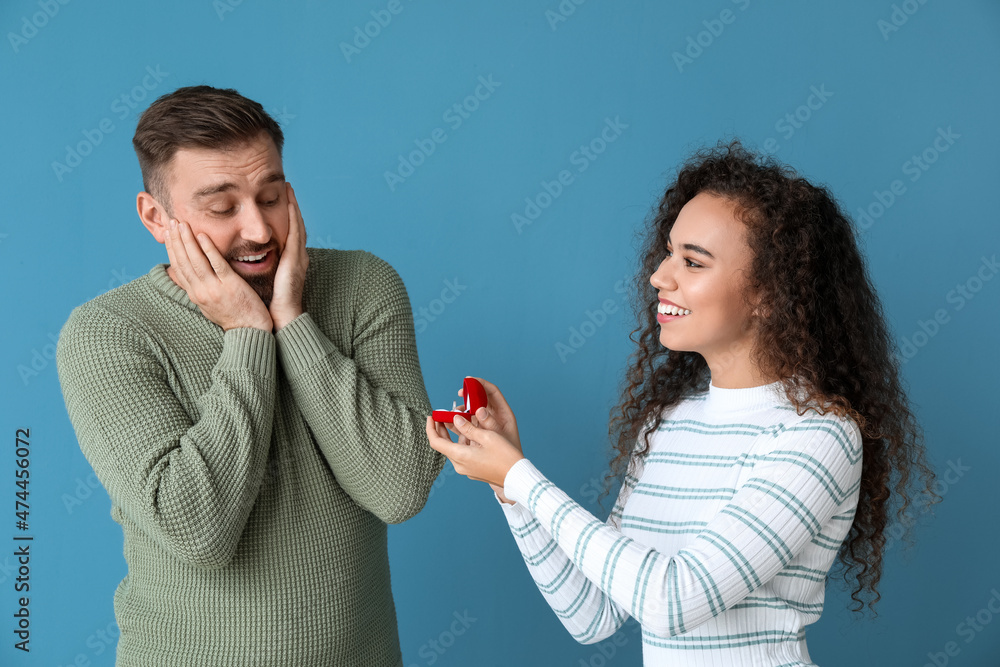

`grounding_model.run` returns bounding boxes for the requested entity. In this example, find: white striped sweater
[499,379,863,666]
